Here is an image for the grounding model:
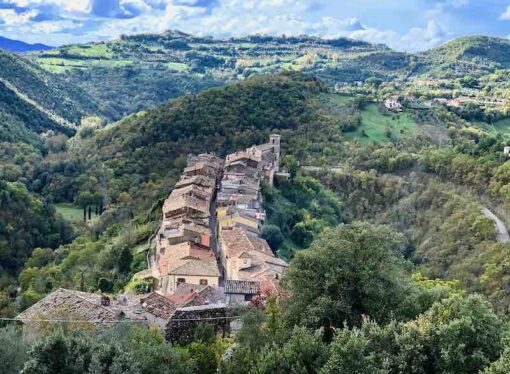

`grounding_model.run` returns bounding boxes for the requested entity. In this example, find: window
[177,278,186,284]
[199,279,208,286]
